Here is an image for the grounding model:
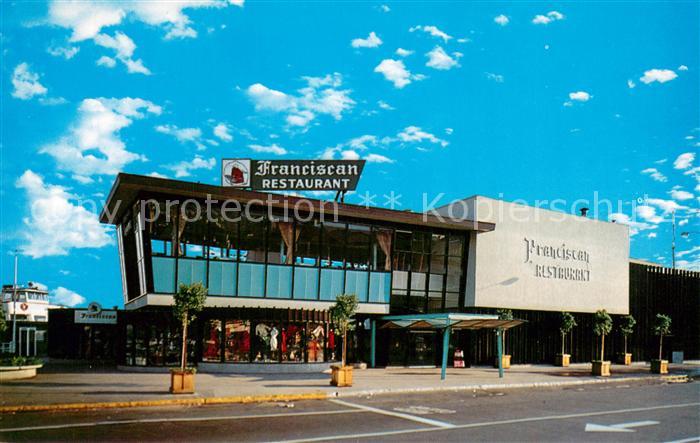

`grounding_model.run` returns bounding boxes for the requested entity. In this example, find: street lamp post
[11,250,18,355]
[671,212,676,270]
